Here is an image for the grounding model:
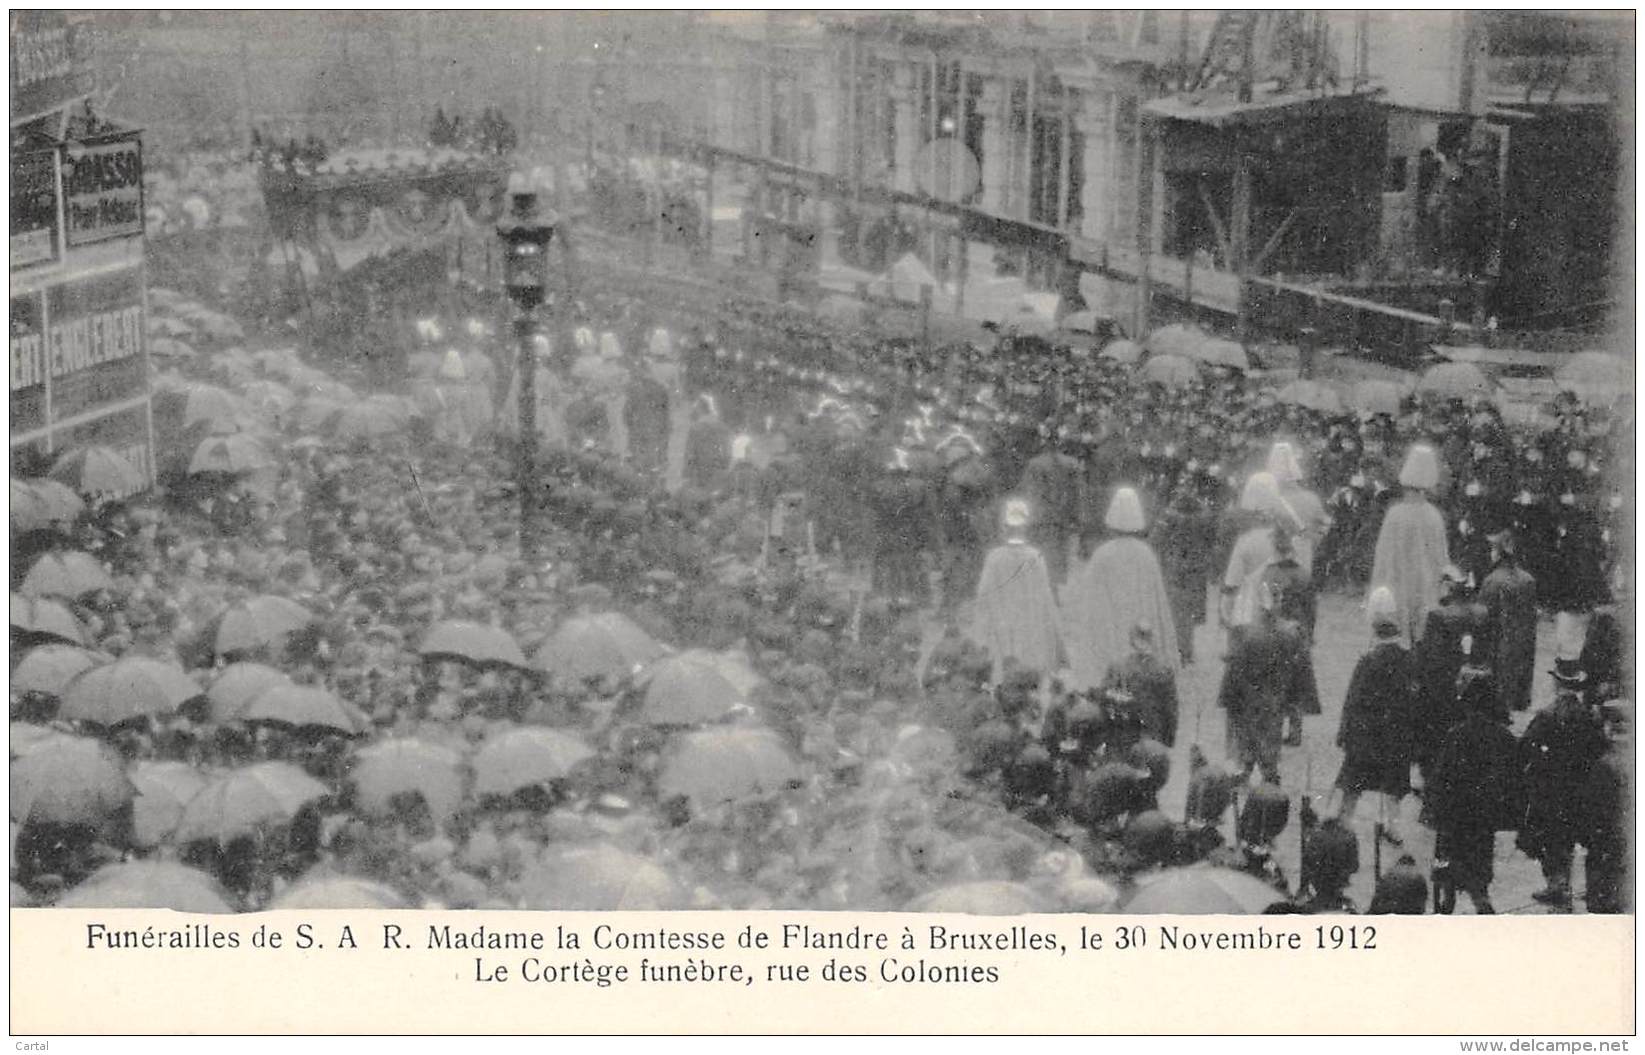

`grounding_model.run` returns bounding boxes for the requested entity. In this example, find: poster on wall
[44,265,147,423]
[63,134,145,247]
[9,11,95,125]
[9,291,49,436]
[10,149,61,269]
